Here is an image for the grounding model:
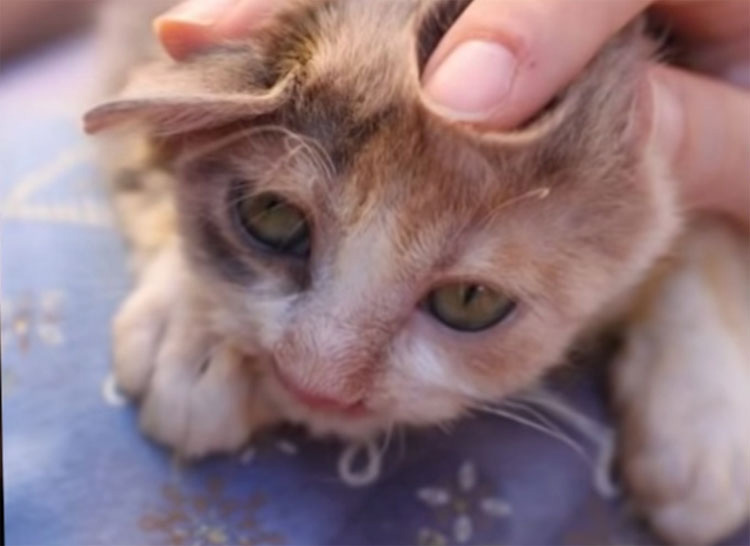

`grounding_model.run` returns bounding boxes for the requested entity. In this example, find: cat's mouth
[270,363,371,419]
